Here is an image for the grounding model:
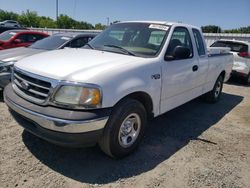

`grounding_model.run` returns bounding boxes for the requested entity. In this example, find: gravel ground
[0,80,249,188]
